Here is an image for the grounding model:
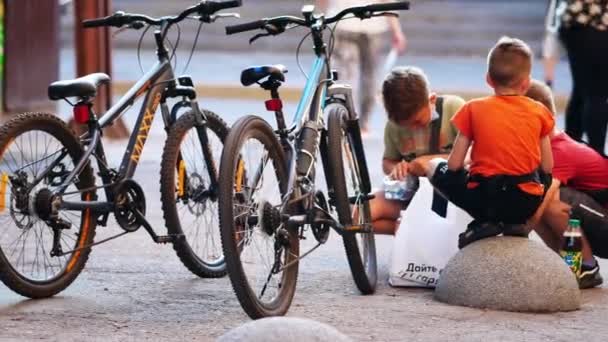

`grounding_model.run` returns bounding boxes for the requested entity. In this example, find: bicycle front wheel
[326,105,377,294]
[218,115,299,319]
[160,110,228,278]
[0,113,97,298]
